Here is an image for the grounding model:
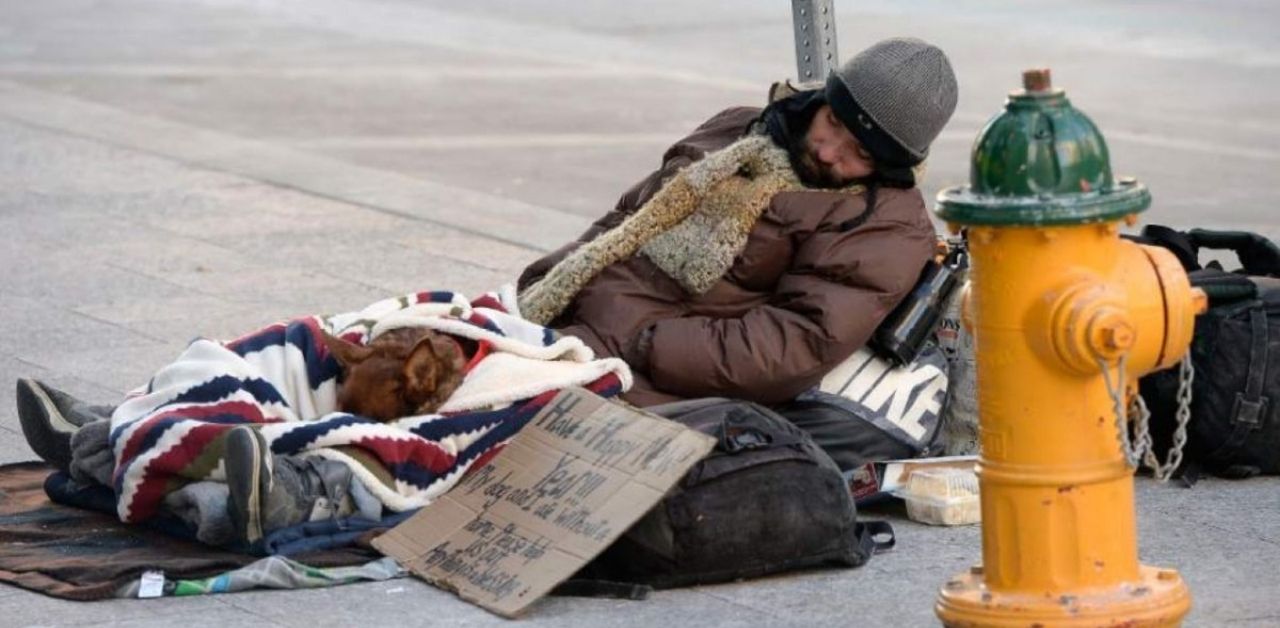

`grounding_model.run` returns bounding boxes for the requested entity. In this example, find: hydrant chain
[1099,354,1145,468]
[1139,355,1195,481]
[1100,353,1196,481]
